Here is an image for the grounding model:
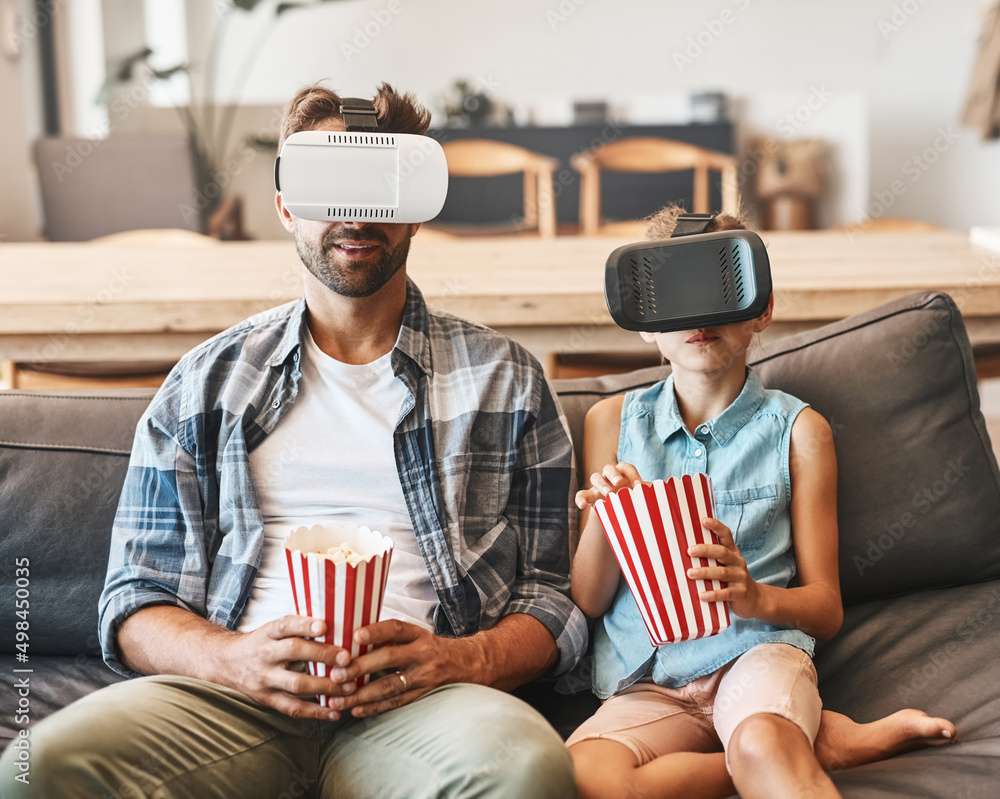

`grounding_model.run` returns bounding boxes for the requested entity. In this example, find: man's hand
[119,607,557,723]
[219,614,354,721]
[686,517,762,621]
[325,619,485,719]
